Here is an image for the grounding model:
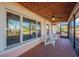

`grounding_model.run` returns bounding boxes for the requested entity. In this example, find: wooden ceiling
[18,2,76,23]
